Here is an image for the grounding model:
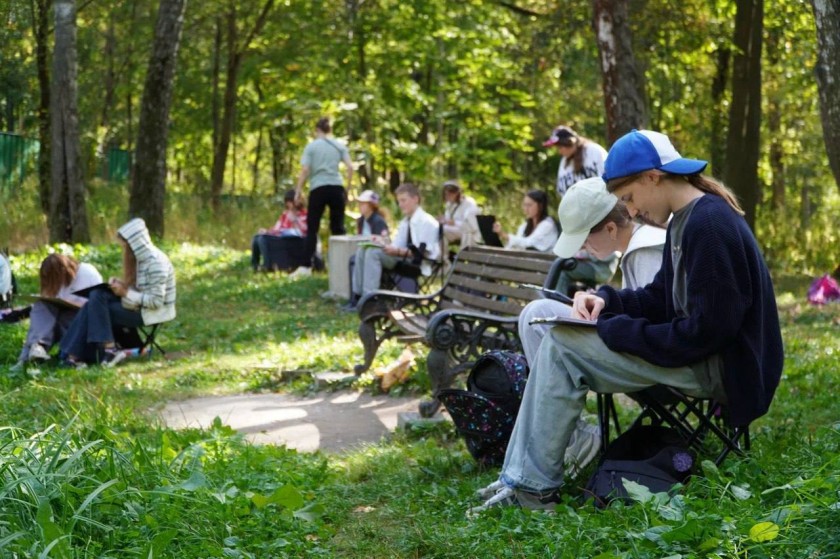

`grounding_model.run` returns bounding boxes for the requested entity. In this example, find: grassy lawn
[1,244,838,558]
